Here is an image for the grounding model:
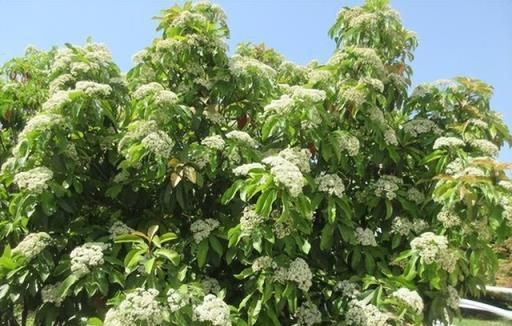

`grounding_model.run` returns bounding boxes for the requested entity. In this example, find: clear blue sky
[1,0,511,162]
